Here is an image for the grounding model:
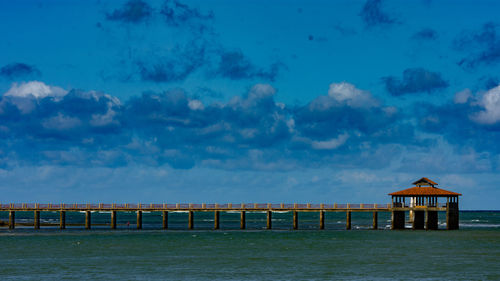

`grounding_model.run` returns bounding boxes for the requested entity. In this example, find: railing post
[334,203,337,209]
[307,203,311,208]
[320,210,325,230]
[202,203,206,209]
[280,203,284,209]
[60,211,66,229]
